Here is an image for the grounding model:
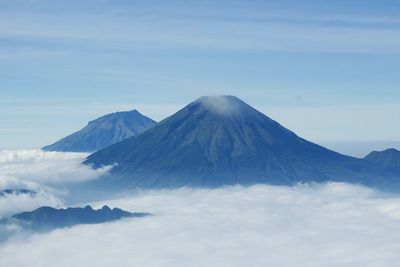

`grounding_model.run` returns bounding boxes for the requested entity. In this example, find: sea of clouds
[0,149,110,218]
[0,149,110,188]
[1,150,400,266]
